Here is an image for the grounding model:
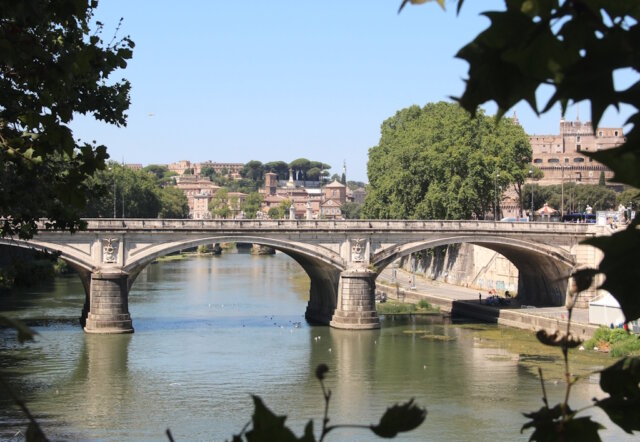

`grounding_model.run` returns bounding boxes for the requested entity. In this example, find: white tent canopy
[589,293,624,326]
